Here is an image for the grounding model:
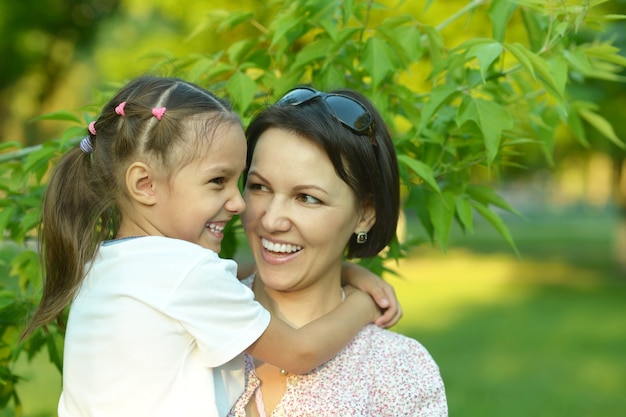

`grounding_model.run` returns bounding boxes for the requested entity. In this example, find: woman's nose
[261,197,291,232]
